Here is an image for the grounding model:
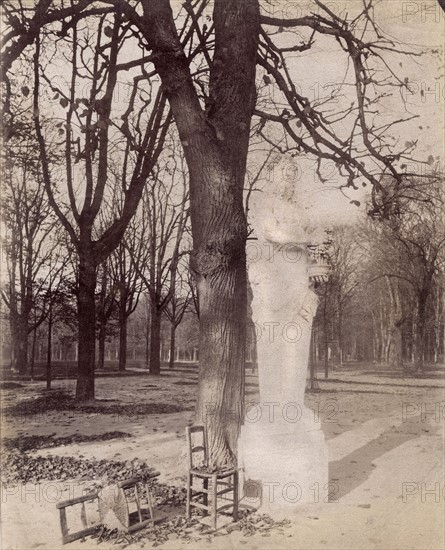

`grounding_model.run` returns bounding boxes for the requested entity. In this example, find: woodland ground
[0,362,444,550]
